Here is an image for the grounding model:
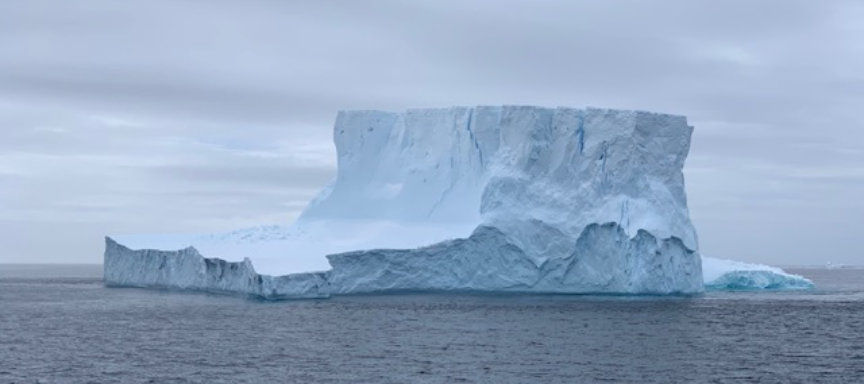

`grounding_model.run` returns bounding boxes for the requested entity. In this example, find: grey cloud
[0,0,862,265]
[148,163,334,190]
